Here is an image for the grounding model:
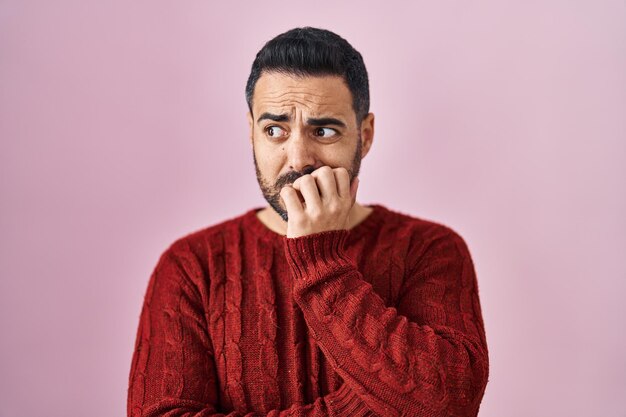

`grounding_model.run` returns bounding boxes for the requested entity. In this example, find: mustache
[274,166,317,189]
